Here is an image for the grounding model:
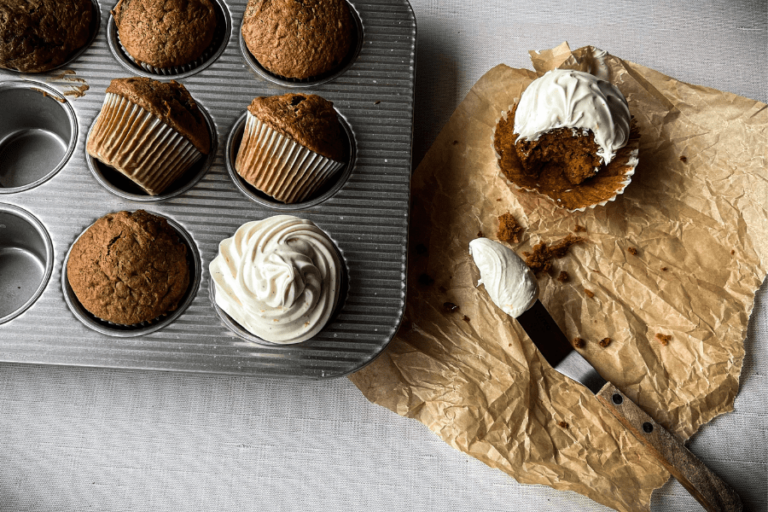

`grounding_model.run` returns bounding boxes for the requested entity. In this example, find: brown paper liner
[493,103,640,212]
[235,112,345,204]
[87,93,202,196]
